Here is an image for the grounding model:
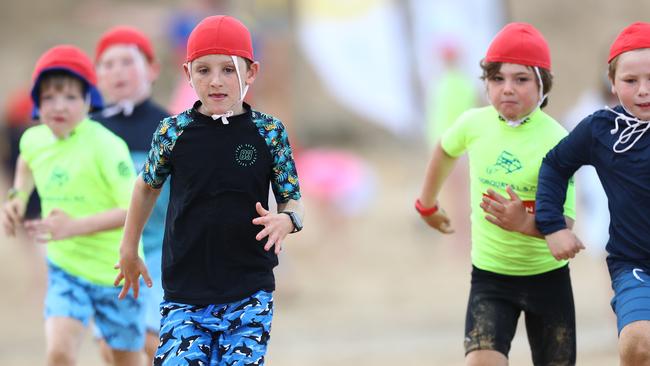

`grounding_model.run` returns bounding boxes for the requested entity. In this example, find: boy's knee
[619,321,650,363]
[47,347,76,366]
